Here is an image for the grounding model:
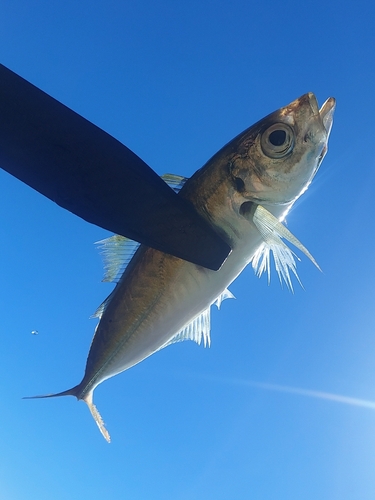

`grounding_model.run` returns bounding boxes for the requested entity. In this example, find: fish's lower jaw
[83,393,111,443]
